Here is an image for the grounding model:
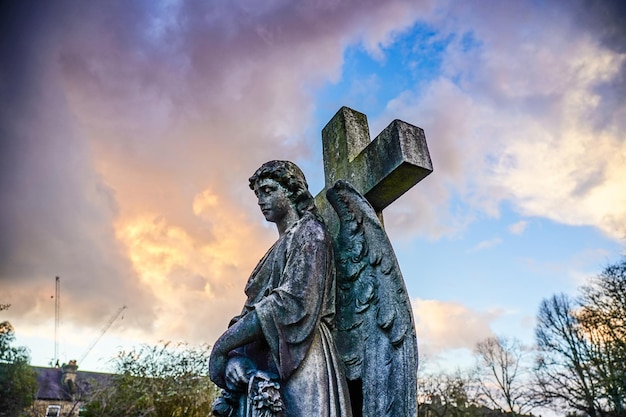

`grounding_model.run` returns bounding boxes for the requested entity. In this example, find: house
[31,361,112,417]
